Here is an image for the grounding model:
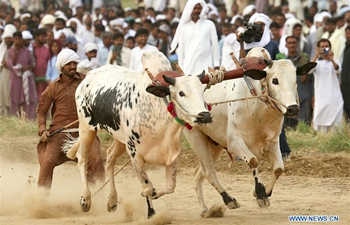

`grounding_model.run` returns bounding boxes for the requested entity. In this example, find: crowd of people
[0,0,349,130]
